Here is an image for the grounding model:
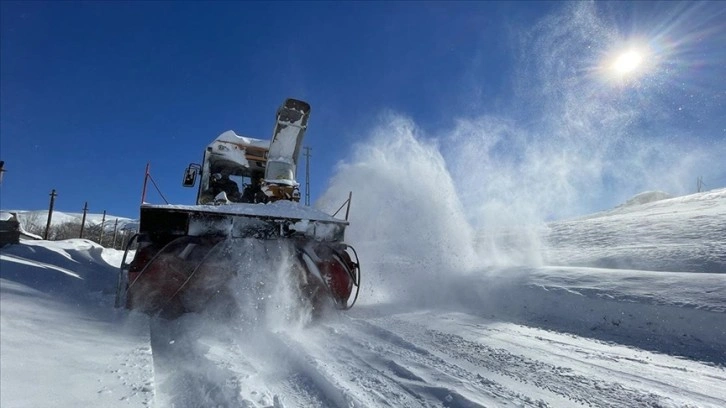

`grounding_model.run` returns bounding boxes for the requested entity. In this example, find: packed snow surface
[1,188,724,407]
